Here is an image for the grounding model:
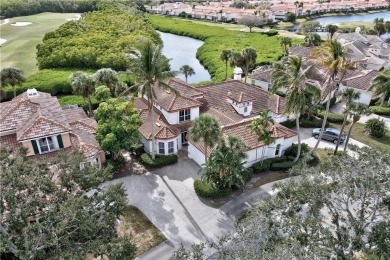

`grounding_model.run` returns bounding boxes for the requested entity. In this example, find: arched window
[275,144,281,156]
